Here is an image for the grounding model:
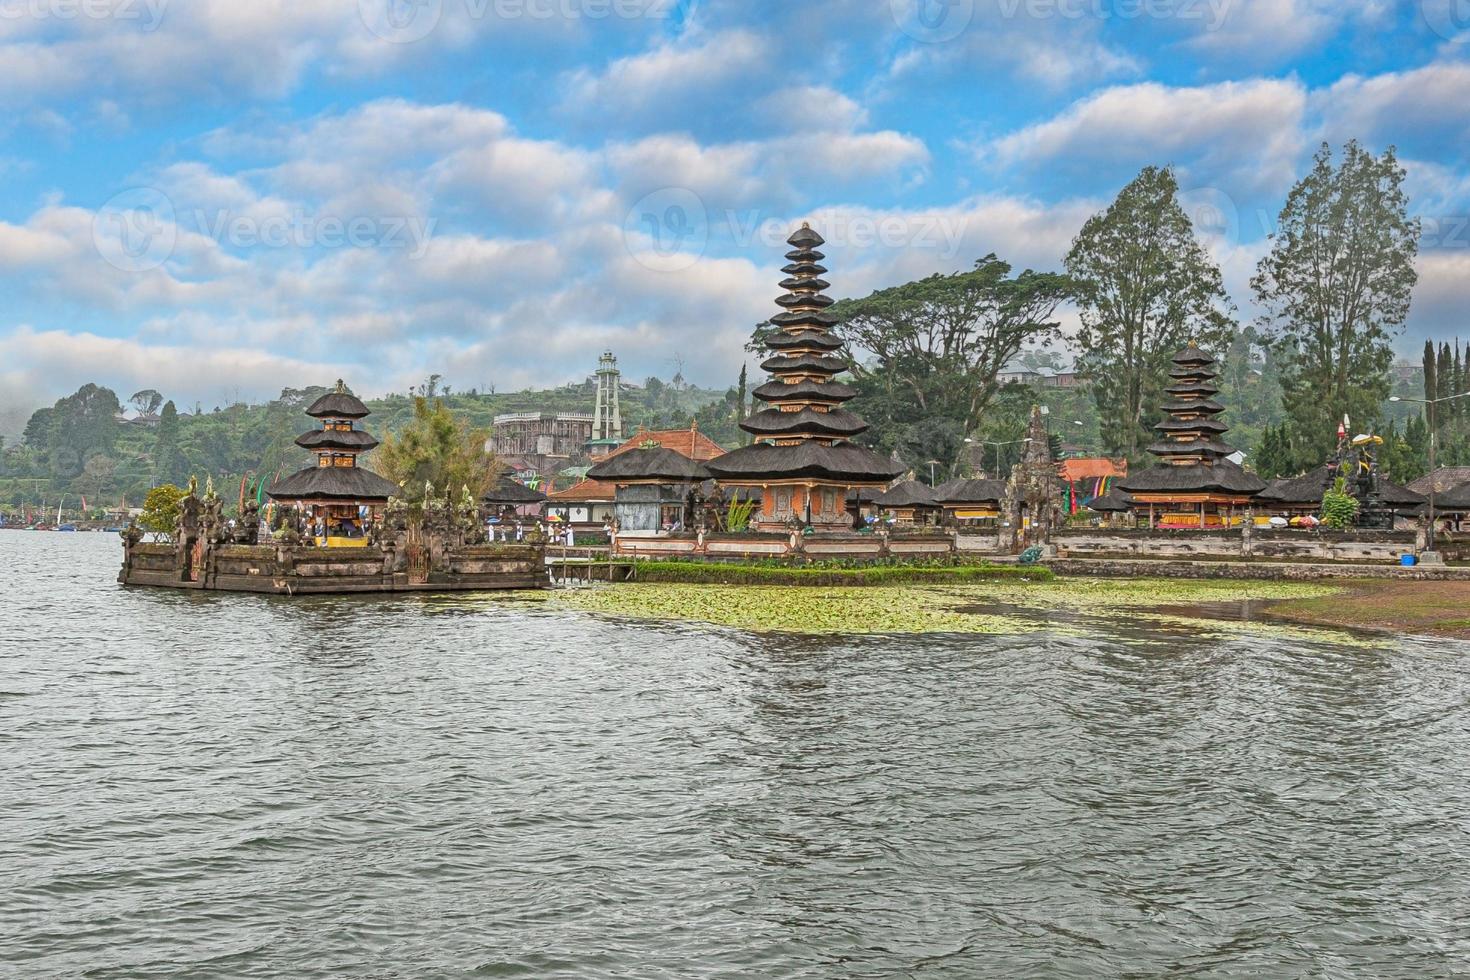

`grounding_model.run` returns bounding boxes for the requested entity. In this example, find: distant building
[997,369,1080,389]
[588,351,624,458]
[491,412,594,471]
[1391,361,1423,385]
